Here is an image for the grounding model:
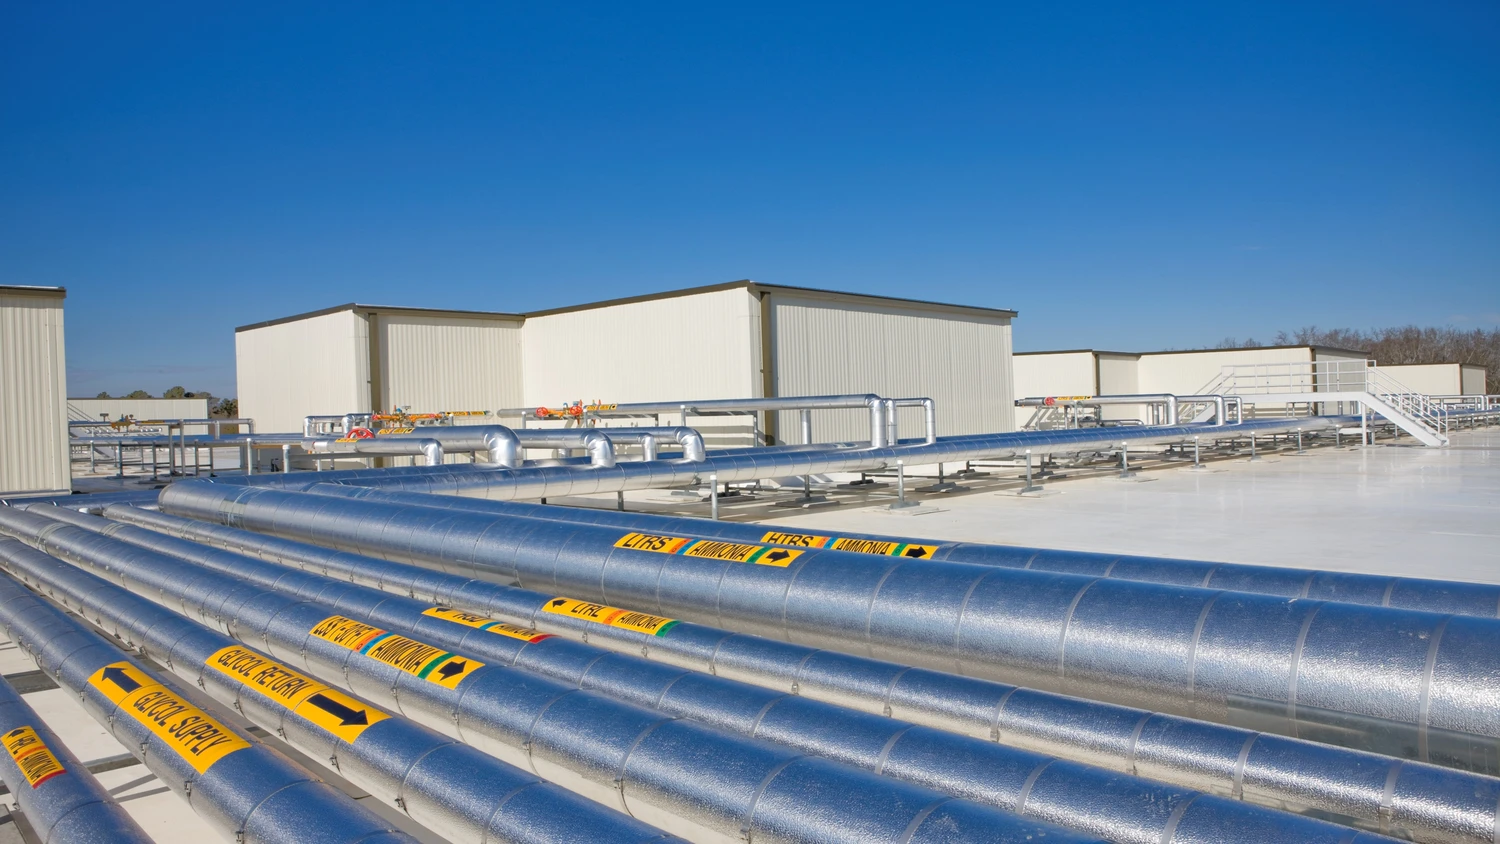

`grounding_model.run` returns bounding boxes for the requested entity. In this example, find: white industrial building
[1376,363,1488,397]
[235,281,1019,442]
[0,285,70,498]
[68,397,212,424]
[1013,345,1376,426]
